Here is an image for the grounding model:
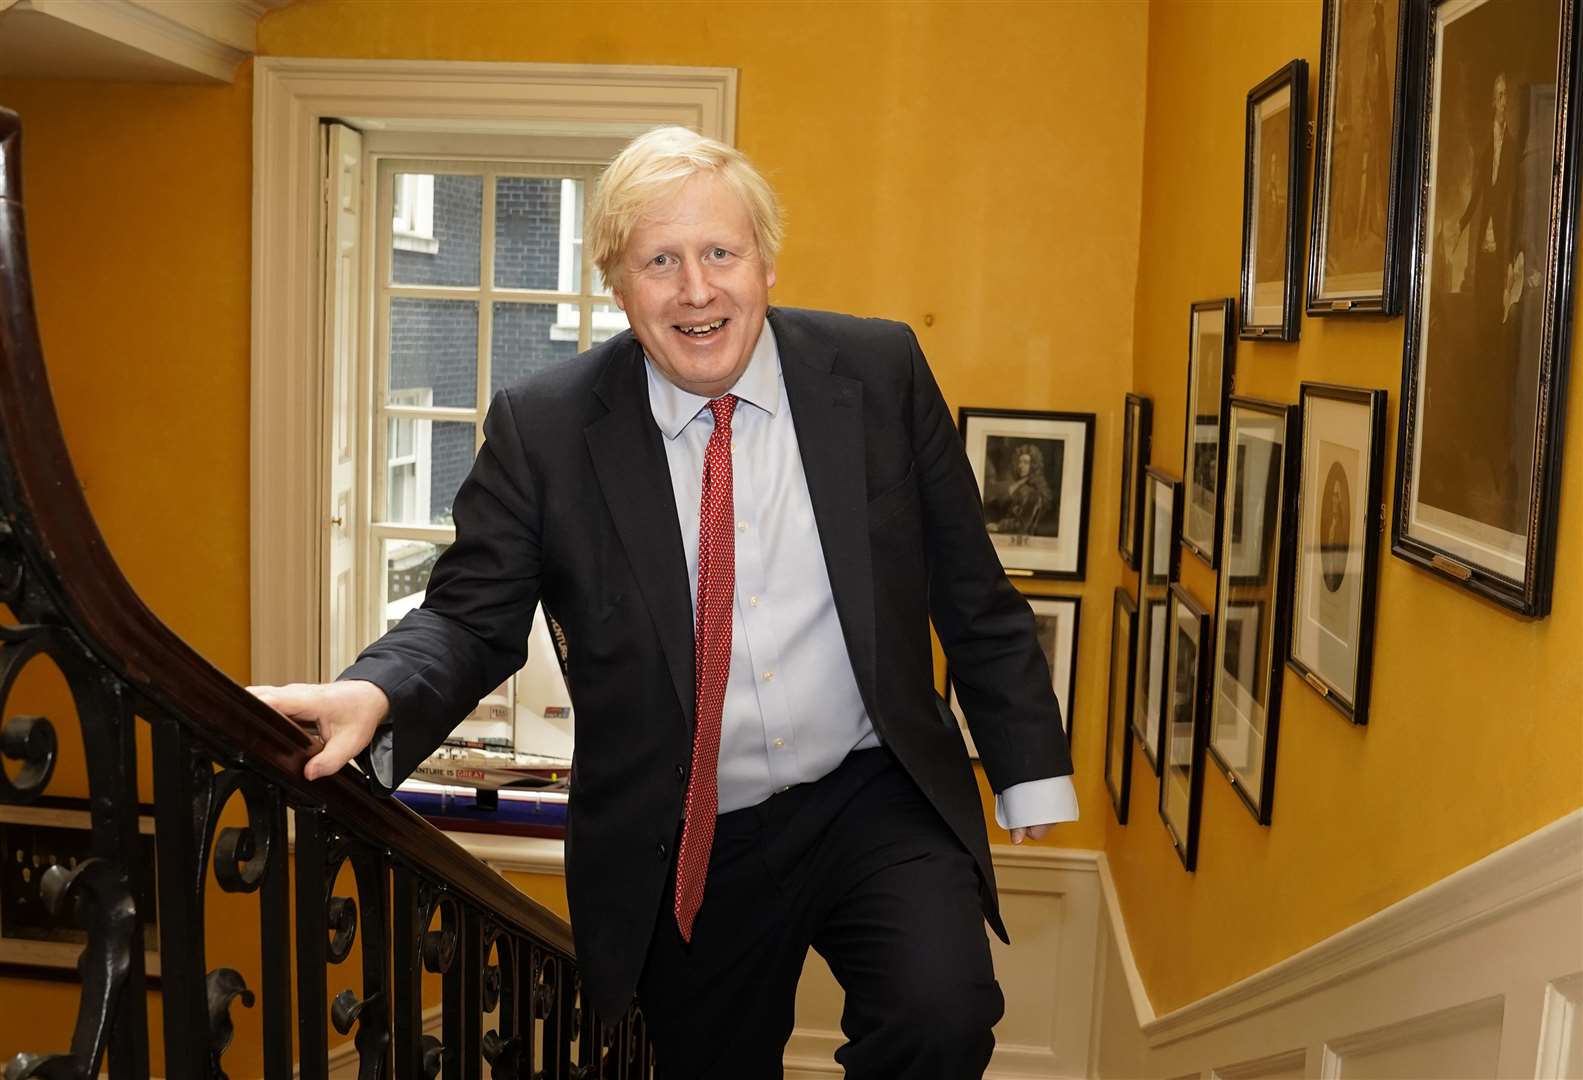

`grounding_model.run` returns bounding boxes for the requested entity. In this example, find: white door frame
[250,57,737,685]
